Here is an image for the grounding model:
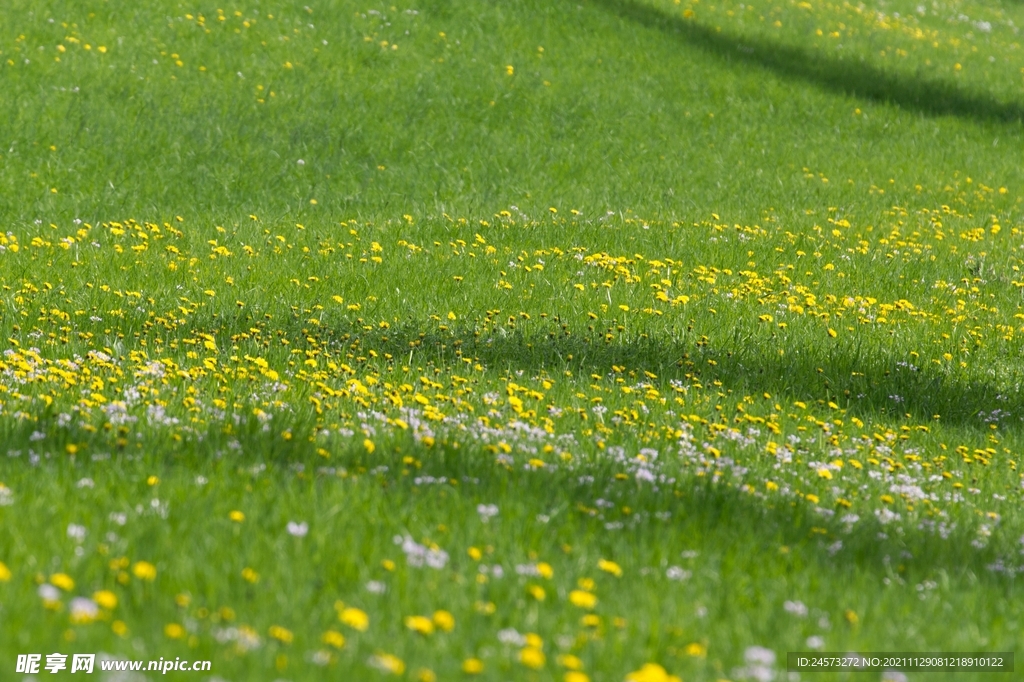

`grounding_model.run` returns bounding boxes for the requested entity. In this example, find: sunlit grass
[1,0,1024,680]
